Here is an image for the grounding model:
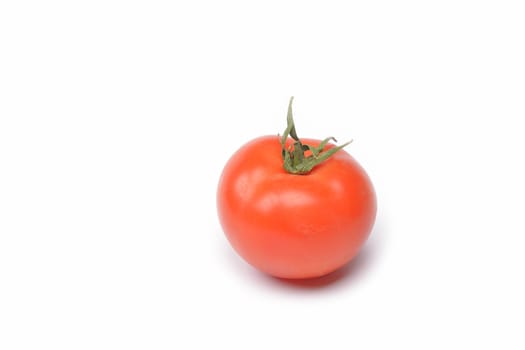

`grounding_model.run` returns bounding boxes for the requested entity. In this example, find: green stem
[280,97,352,175]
